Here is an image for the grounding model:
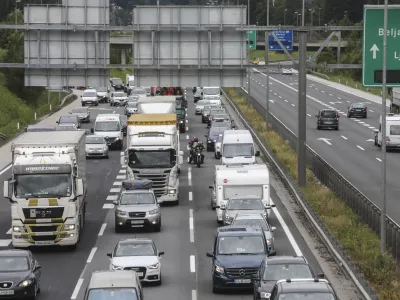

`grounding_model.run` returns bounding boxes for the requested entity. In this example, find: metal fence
[236,88,400,263]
